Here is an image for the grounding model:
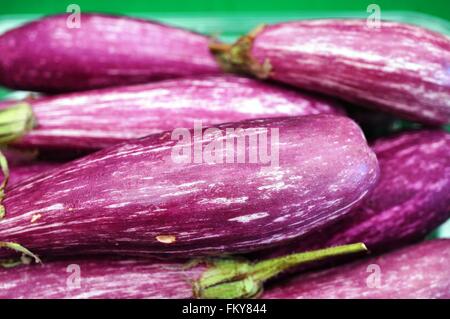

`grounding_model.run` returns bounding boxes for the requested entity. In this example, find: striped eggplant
[264,239,450,299]
[0,148,64,190]
[212,20,450,125]
[0,75,343,150]
[0,243,366,299]
[0,14,221,93]
[0,115,378,259]
[8,161,57,188]
[259,130,450,258]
